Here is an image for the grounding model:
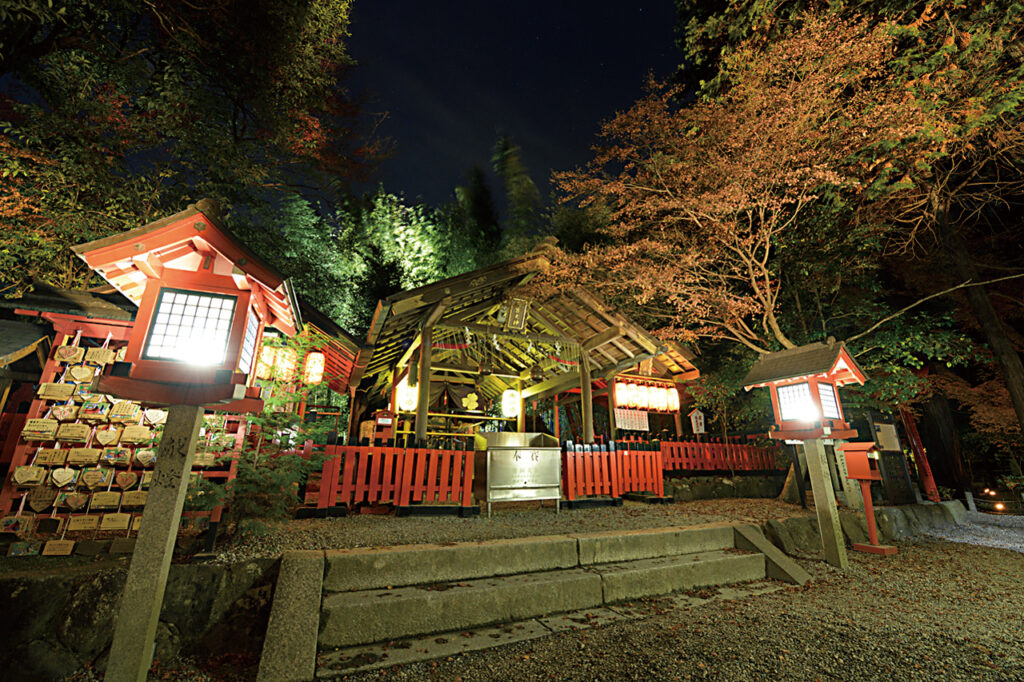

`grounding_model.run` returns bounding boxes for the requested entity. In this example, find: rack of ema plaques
[475,432,561,517]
